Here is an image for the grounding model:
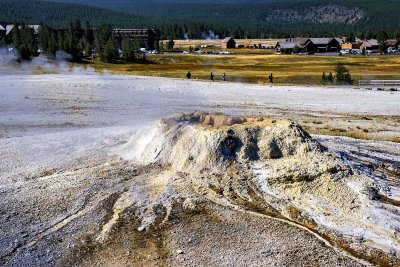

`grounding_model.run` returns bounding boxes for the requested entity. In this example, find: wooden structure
[387,39,399,49]
[276,38,340,54]
[359,39,379,51]
[222,37,236,49]
[0,22,14,41]
[303,38,340,53]
[112,29,160,51]
[359,80,400,91]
